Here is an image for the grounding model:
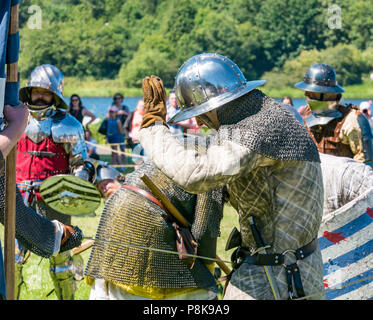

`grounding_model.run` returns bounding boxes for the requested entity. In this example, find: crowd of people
[68,89,373,170]
[67,91,201,167]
